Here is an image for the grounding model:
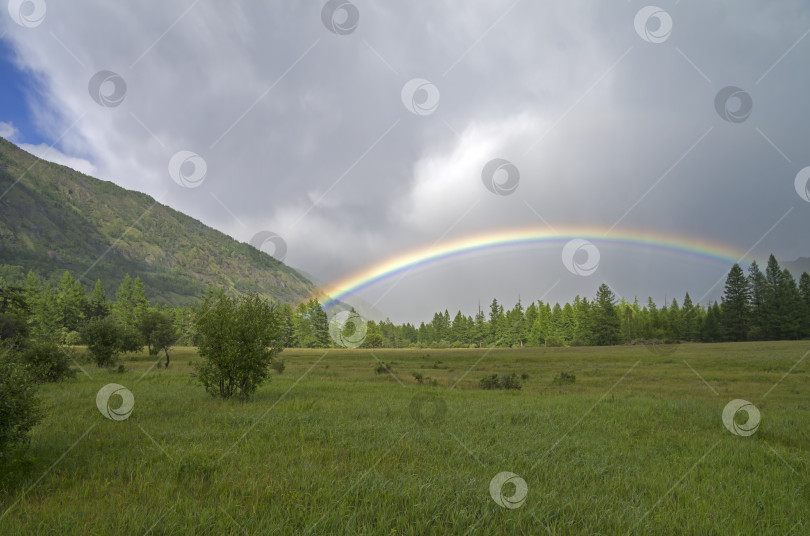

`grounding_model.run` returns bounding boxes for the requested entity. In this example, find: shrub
[194,291,284,400]
[412,372,424,384]
[499,373,523,390]
[552,372,576,385]
[18,341,76,383]
[0,355,42,459]
[479,373,523,390]
[374,362,393,374]
[64,330,82,346]
[520,372,529,380]
[479,374,501,390]
[545,336,566,347]
[81,316,124,367]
